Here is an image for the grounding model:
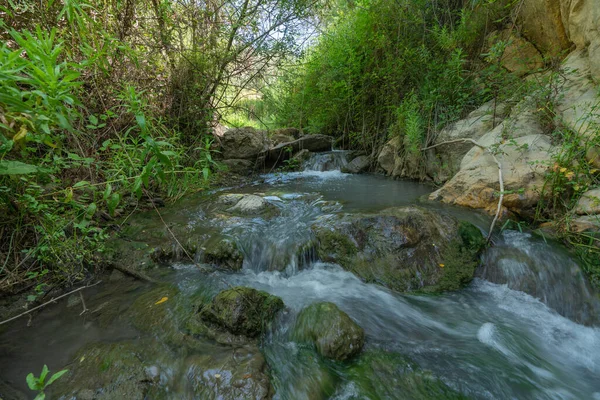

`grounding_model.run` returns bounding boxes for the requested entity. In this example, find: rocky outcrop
[293,302,365,361]
[312,206,485,293]
[427,100,507,182]
[518,0,571,58]
[487,29,544,76]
